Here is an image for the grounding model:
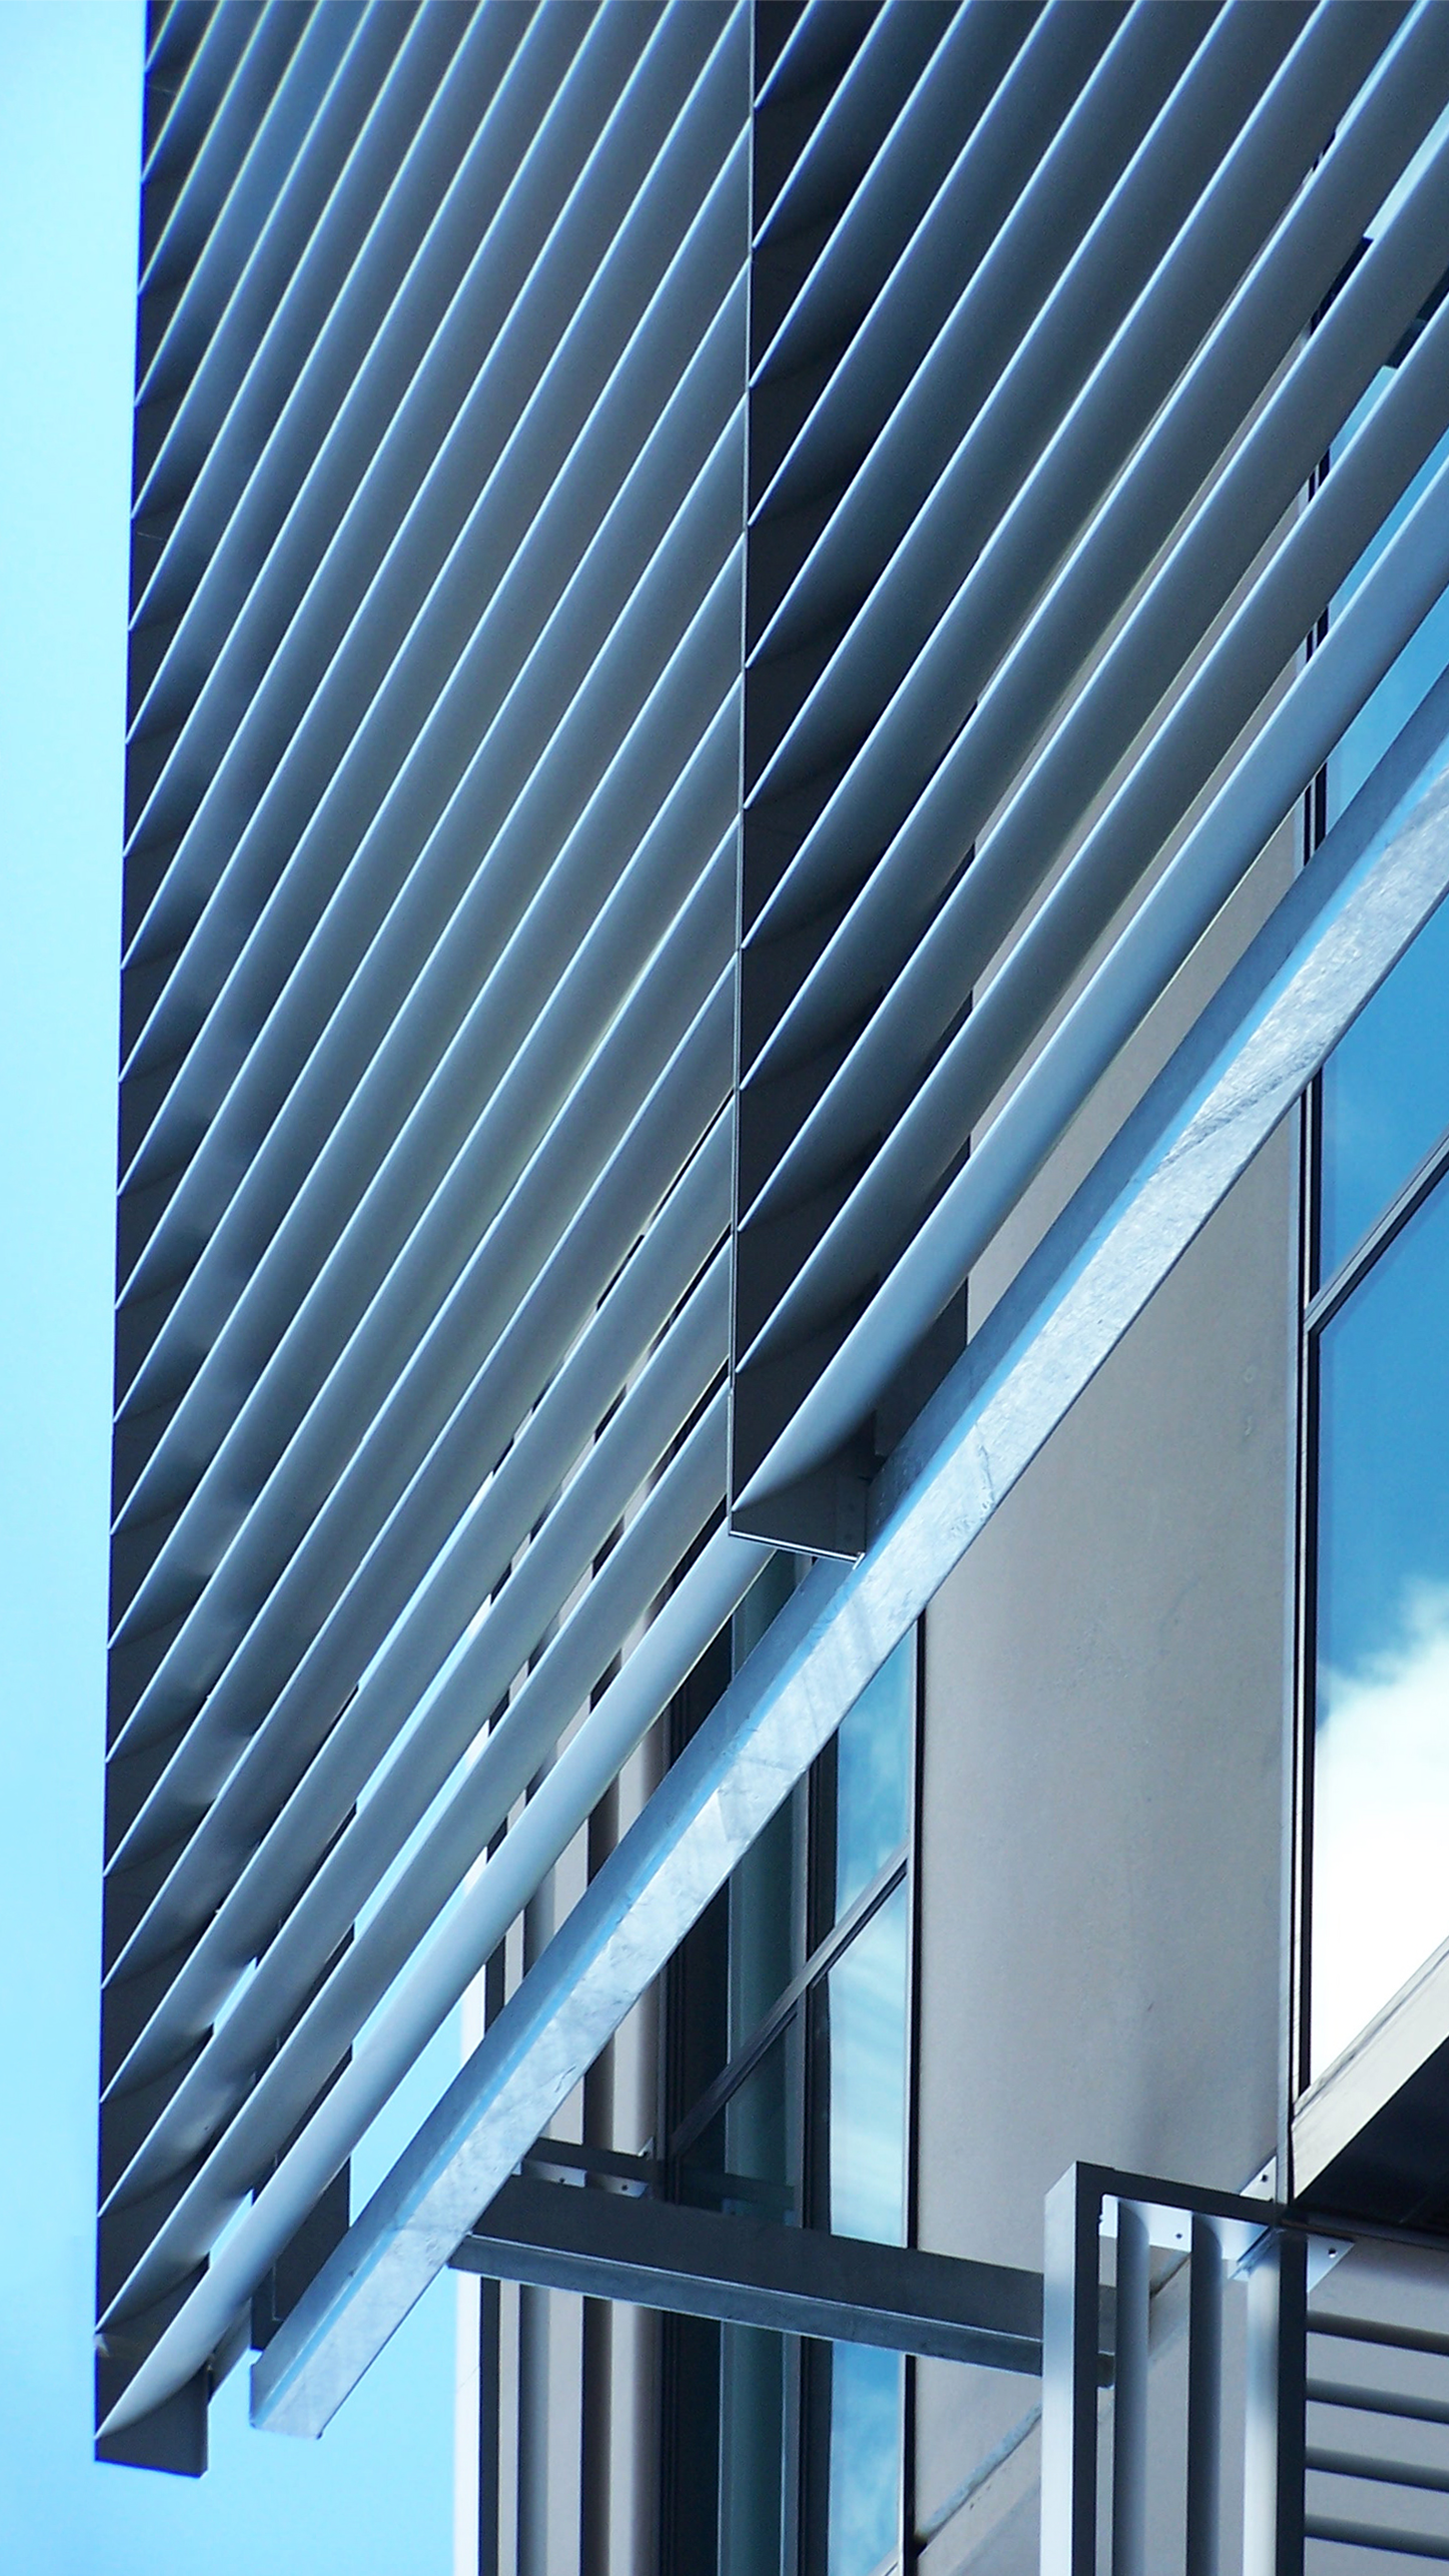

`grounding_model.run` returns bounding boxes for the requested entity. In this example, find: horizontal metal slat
[121,223,747,1208]
[137,6,428,428]
[736,447,1449,1506]
[752,0,1303,726]
[109,962,735,1753]
[113,521,742,1525]
[120,340,744,1334]
[746,13,1449,1099]
[752,0,959,270]
[125,4,735,944]
[117,603,740,1404]
[100,1519,766,2433]
[1302,2517,1449,2561]
[106,1267,727,2132]
[743,128,1449,1261]
[117,589,732,1452]
[107,1118,733,1998]
[107,1085,734,1917]
[132,2,713,816]
[747,0,1398,898]
[105,1263,731,2186]
[758,0,1129,399]
[133,2,565,596]
[111,851,734,1669]
[141,3,307,296]
[752,0,870,121]
[102,1393,732,2324]
[145,1,212,89]
[140,4,263,206]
